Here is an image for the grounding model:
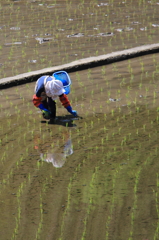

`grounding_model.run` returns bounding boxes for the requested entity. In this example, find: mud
[1,1,159,240]
[0,52,159,239]
[1,0,159,79]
